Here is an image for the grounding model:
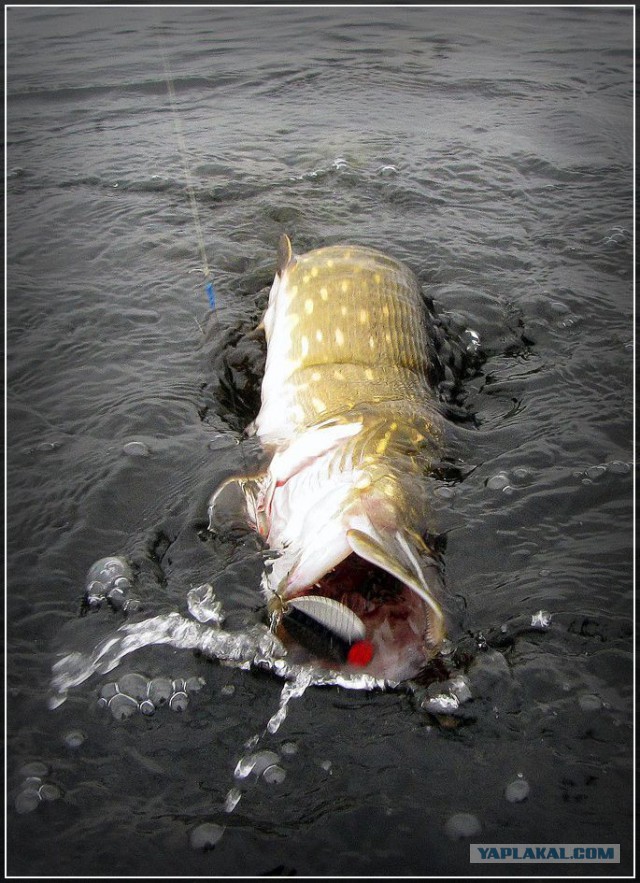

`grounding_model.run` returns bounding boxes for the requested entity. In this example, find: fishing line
[156,26,264,572]
[156,32,216,311]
